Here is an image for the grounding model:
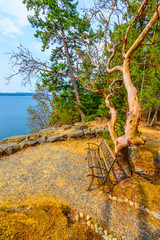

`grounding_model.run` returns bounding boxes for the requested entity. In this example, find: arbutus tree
[76,0,160,177]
